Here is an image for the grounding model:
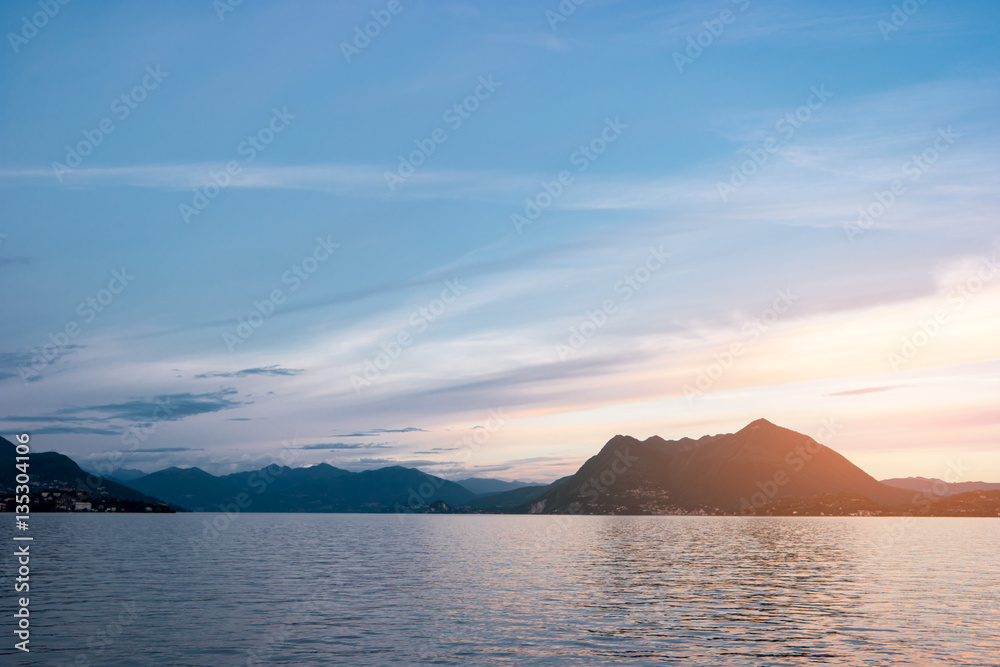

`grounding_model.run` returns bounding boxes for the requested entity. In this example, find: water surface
[3,514,998,665]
